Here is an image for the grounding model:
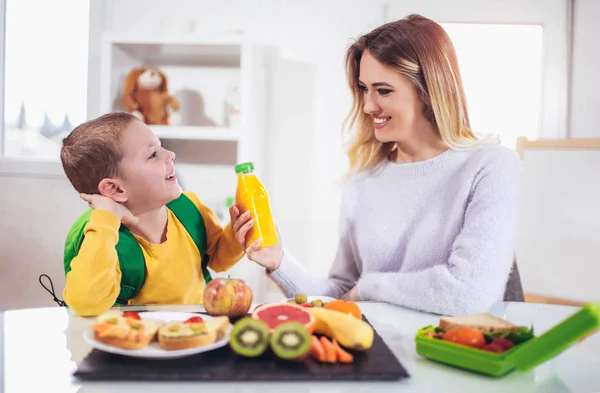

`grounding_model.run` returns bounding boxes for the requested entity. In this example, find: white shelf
[150,125,240,141]
[104,32,243,46]
[104,33,242,67]
[98,30,269,172]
